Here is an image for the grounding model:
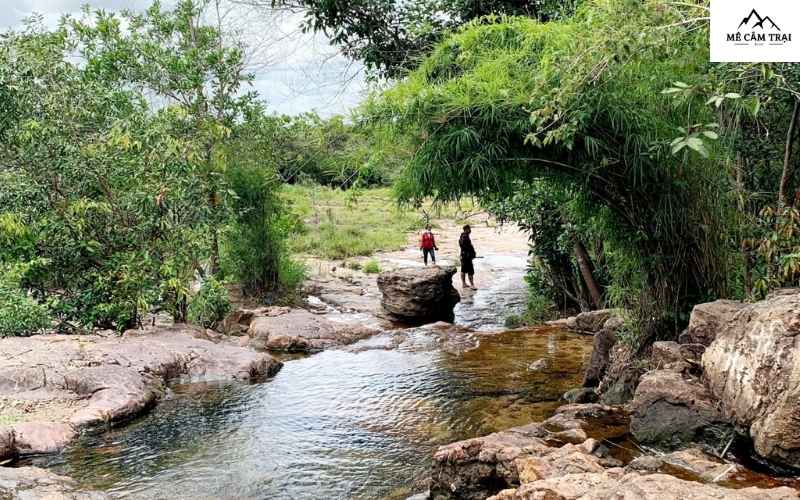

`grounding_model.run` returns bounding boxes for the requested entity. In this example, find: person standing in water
[459,225,477,289]
[420,224,438,265]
